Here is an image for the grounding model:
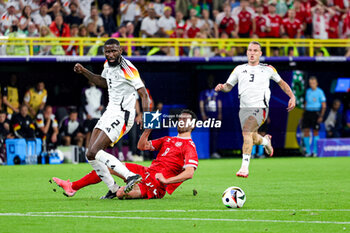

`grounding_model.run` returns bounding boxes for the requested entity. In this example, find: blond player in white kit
[71,39,150,196]
[215,41,296,178]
